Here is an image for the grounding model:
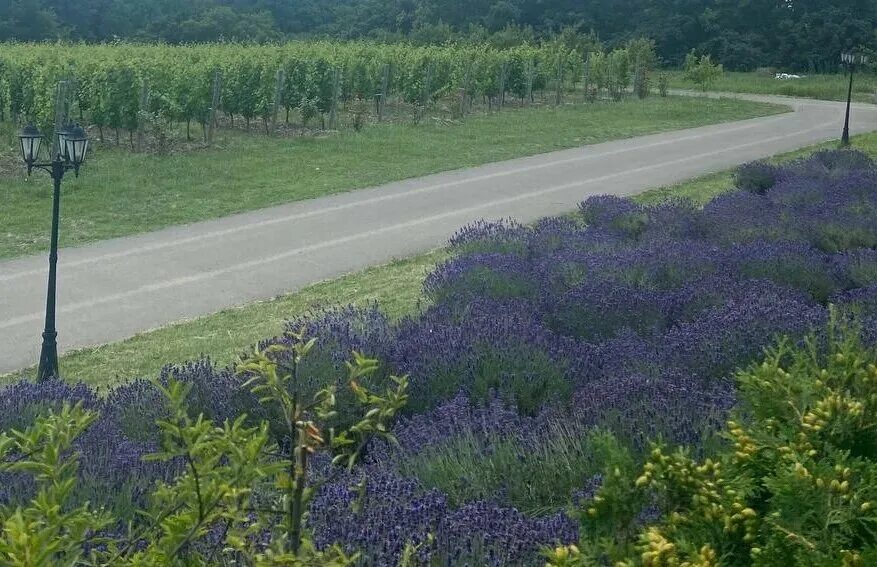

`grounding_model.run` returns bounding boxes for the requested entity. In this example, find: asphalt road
[2,93,877,374]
